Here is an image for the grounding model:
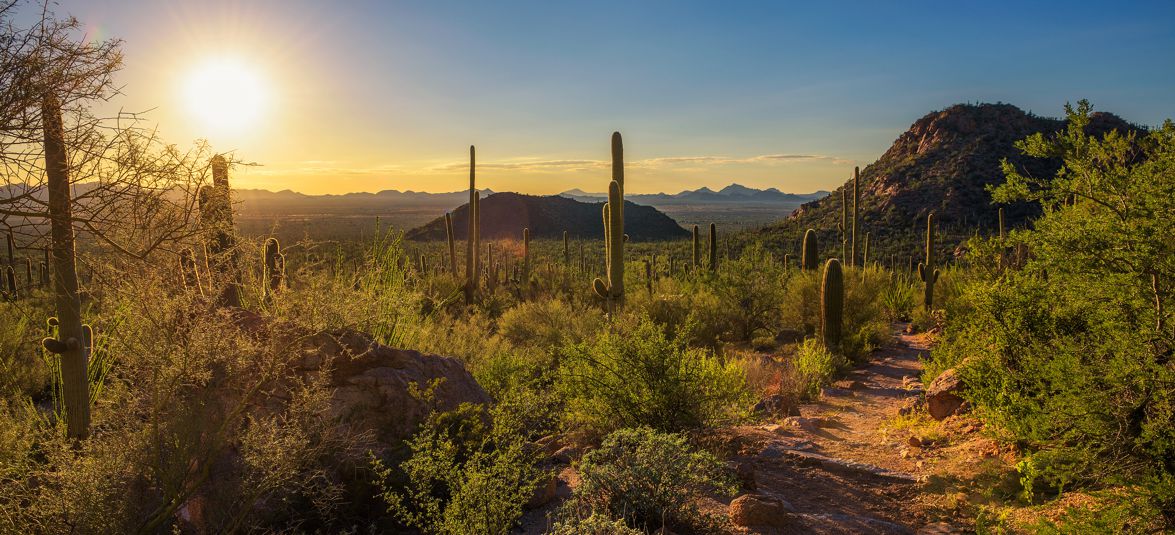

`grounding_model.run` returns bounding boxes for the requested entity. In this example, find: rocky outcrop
[925,368,966,420]
[728,493,797,528]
